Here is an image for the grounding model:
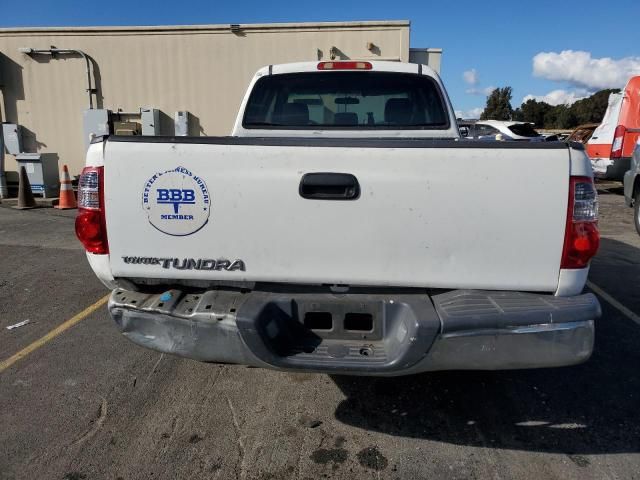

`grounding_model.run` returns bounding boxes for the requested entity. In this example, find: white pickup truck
[76,60,601,375]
